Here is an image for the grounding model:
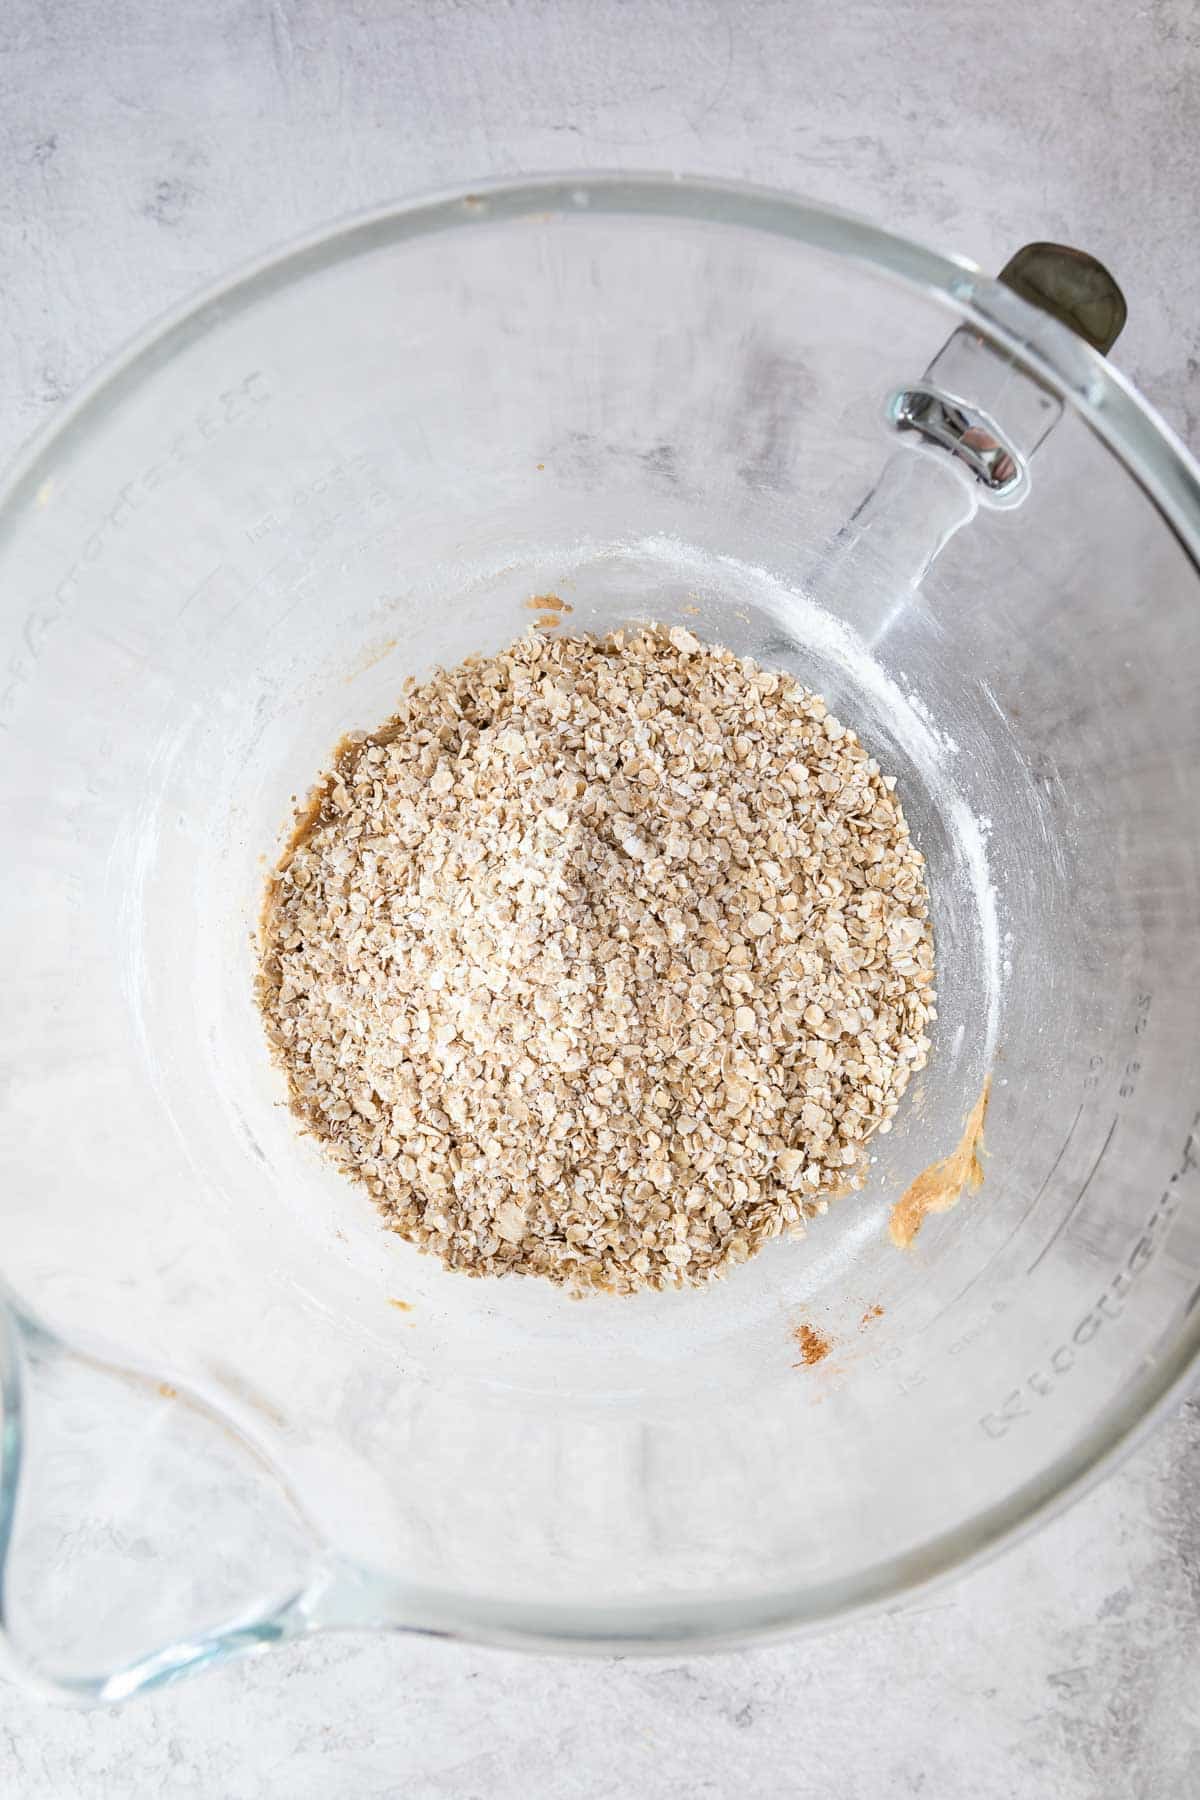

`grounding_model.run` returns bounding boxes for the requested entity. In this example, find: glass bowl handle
[807,242,1127,633]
